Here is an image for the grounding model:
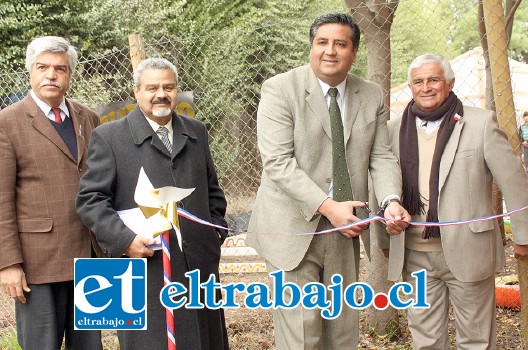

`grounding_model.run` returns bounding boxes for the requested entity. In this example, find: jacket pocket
[17,218,53,233]
[454,148,477,159]
[469,219,494,233]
